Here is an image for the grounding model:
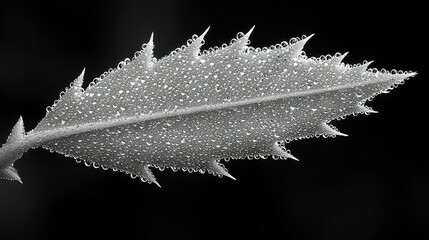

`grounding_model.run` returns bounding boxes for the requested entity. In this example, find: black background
[0,1,426,239]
